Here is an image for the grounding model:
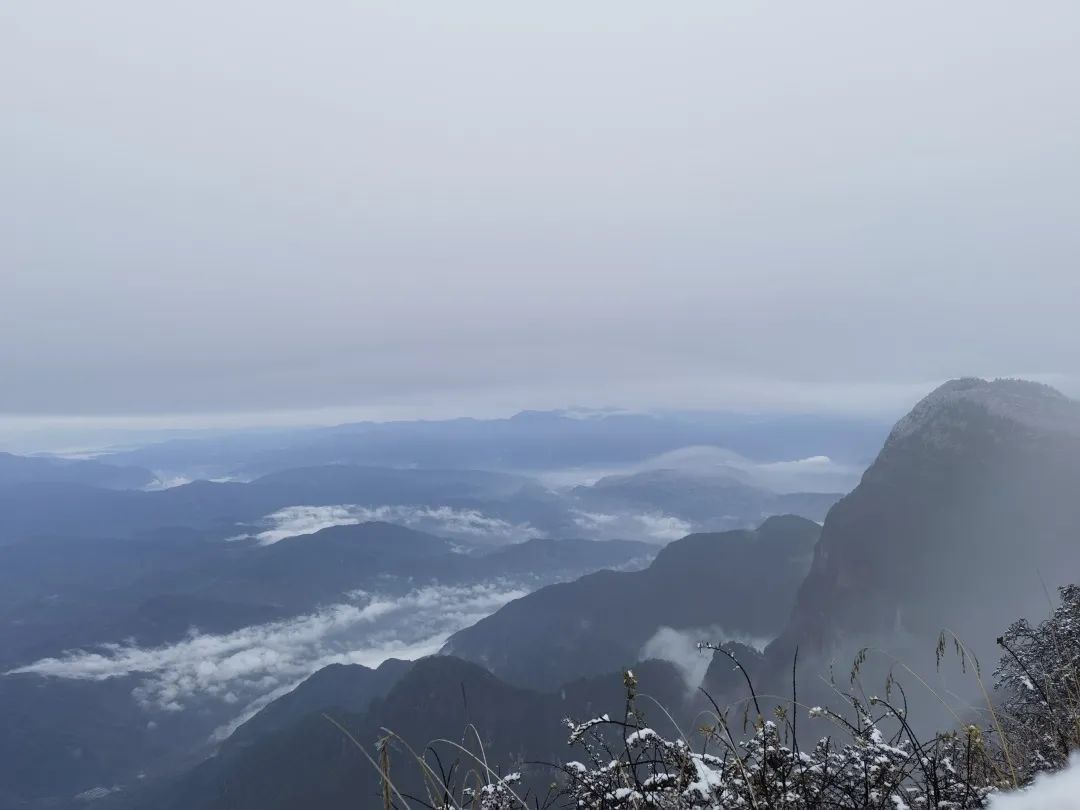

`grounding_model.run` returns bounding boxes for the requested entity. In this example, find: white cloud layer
[8,582,528,740]
[141,474,193,491]
[640,626,773,692]
[631,446,864,494]
[540,445,865,495]
[572,510,692,544]
[242,504,539,545]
